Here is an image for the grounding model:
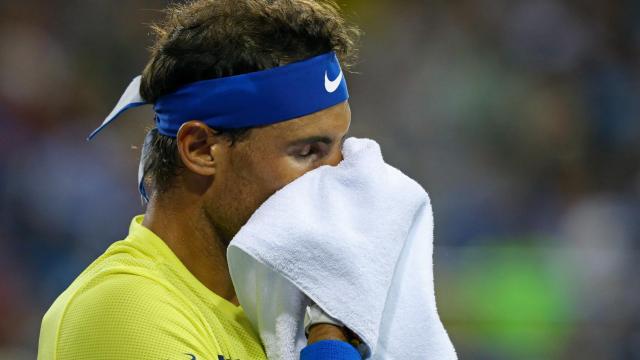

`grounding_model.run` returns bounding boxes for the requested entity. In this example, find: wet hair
[138,0,361,196]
